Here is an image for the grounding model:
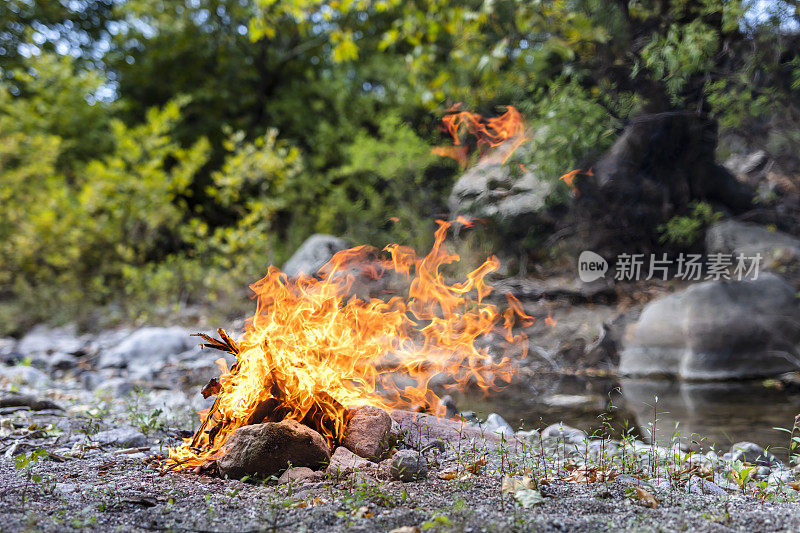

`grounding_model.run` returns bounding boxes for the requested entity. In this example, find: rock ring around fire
[216,419,330,479]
